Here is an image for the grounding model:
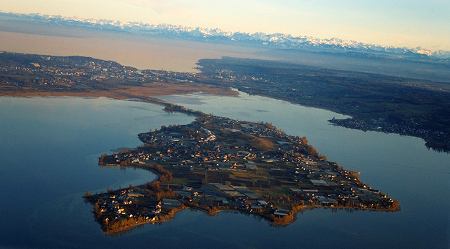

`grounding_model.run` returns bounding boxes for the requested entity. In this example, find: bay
[0,93,448,248]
